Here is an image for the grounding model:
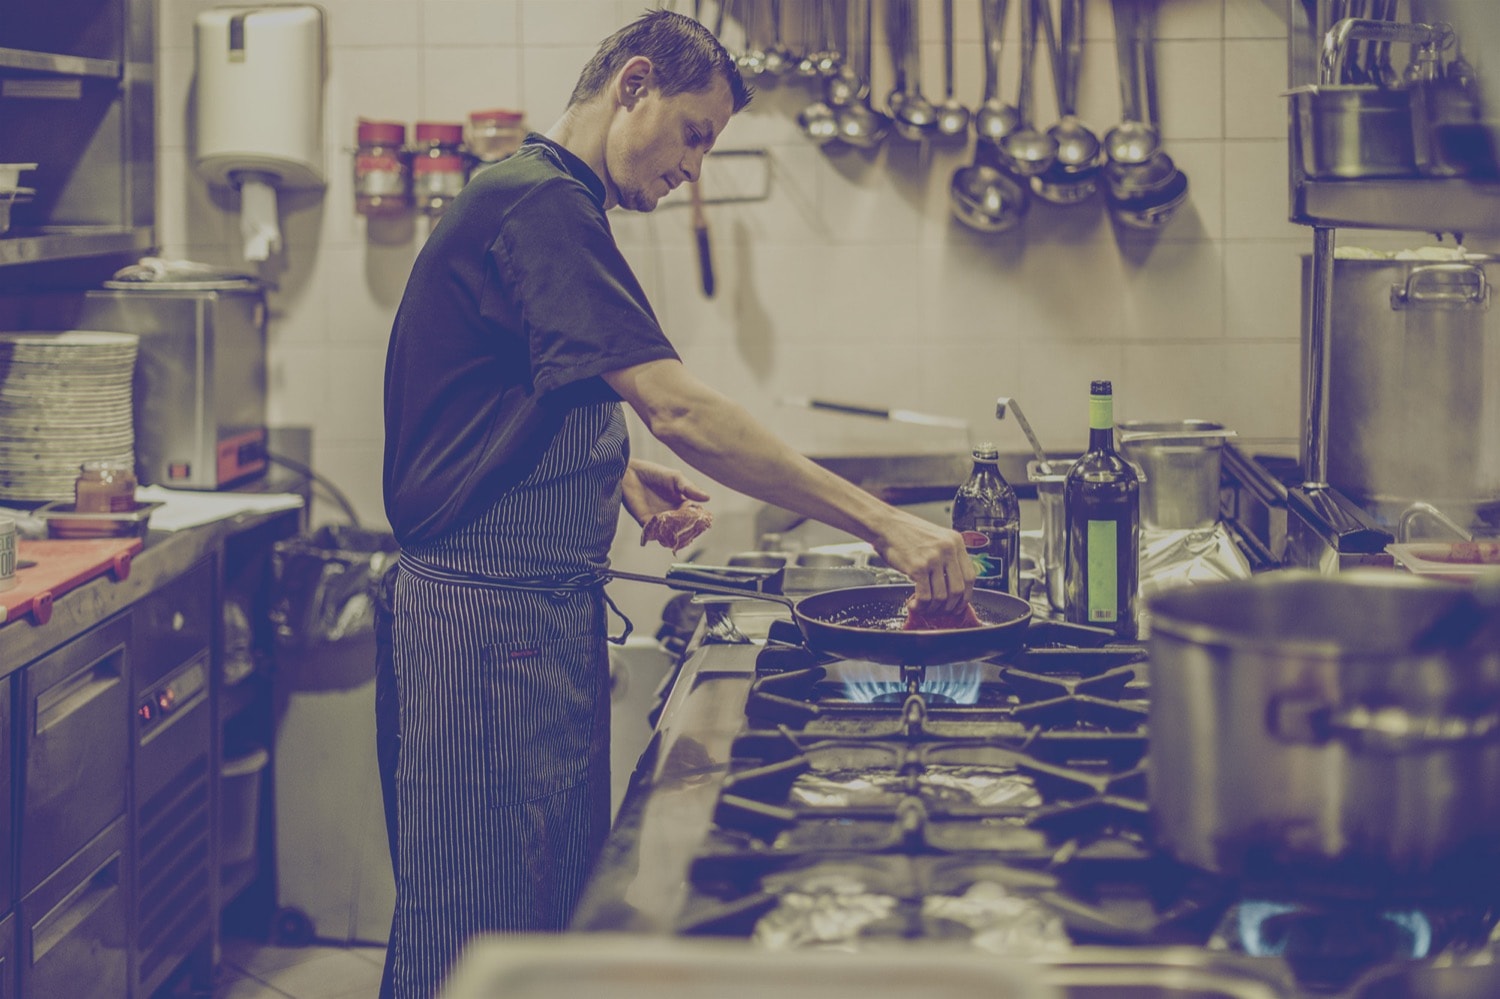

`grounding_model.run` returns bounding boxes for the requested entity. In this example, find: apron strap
[400,552,635,643]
